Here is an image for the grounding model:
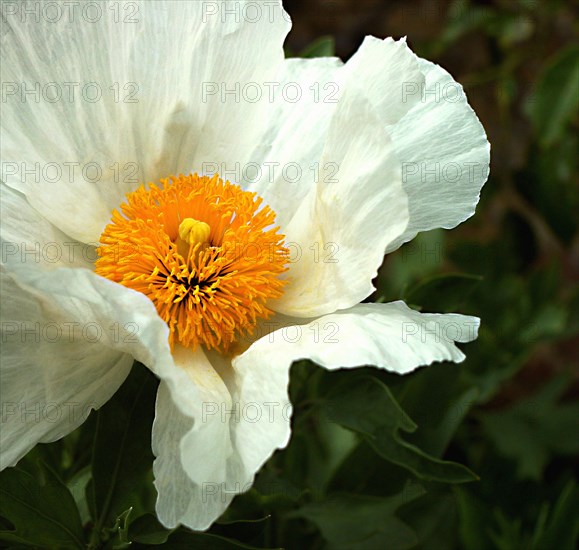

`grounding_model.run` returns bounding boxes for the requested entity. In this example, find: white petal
[2,263,171,365]
[270,93,408,317]
[153,347,242,530]
[263,37,427,317]
[153,343,292,530]
[386,57,491,252]
[153,352,230,530]
[1,0,291,243]
[239,301,479,376]
[338,36,426,126]
[185,2,292,173]
[0,183,92,270]
[244,56,343,230]
[216,348,292,483]
[0,269,132,469]
[0,261,190,417]
[255,37,487,318]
